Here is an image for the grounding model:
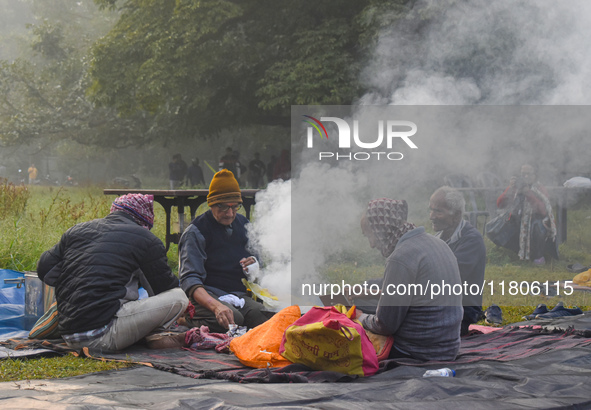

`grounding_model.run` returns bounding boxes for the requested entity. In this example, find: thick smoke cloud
[246,180,292,307]
[361,0,591,107]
